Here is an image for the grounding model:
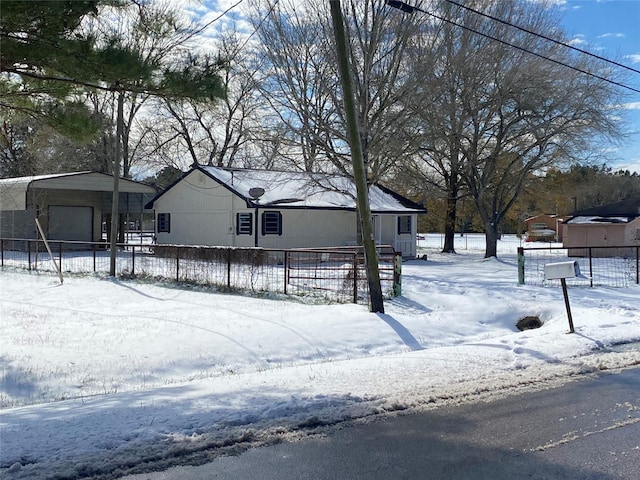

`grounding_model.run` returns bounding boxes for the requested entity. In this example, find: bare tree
[139,30,268,171]
[404,0,625,257]
[250,0,423,181]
